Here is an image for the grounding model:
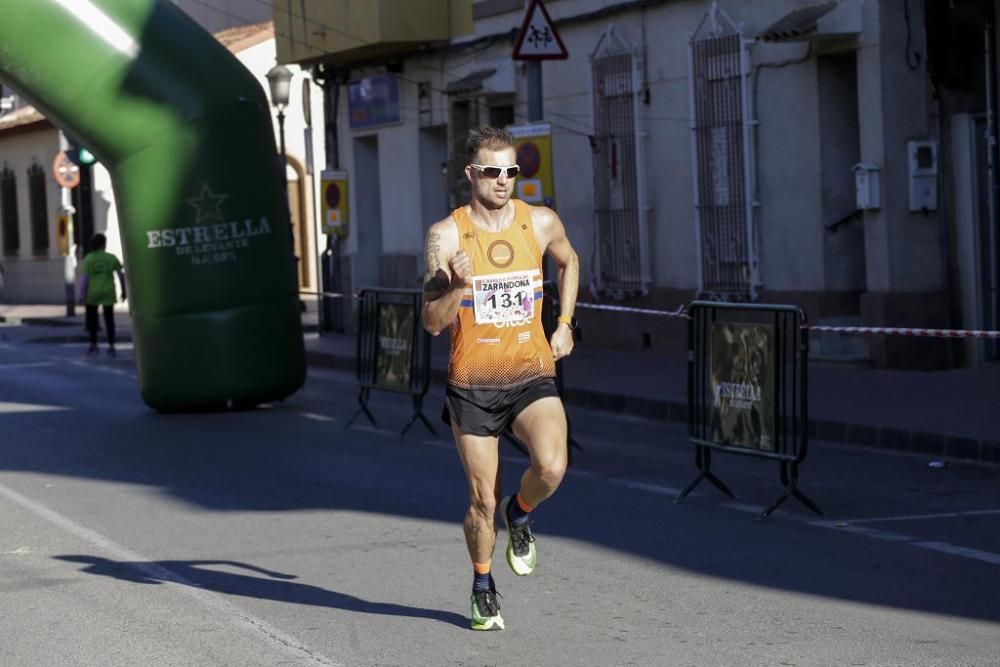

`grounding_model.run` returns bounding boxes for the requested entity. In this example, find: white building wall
[92,164,123,261]
[242,37,327,291]
[377,121,425,254]
[310,0,935,324]
[754,44,825,291]
[0,126,64,303]
[643,2,704,289]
